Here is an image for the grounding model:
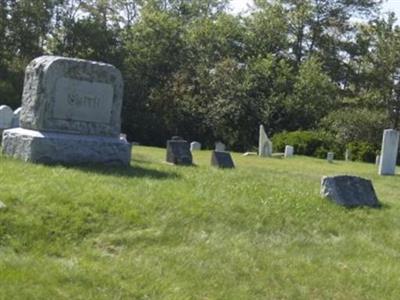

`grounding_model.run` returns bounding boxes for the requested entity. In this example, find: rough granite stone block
[321,175,380,208]
[3,56,131,166]
[2,128,131,166]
